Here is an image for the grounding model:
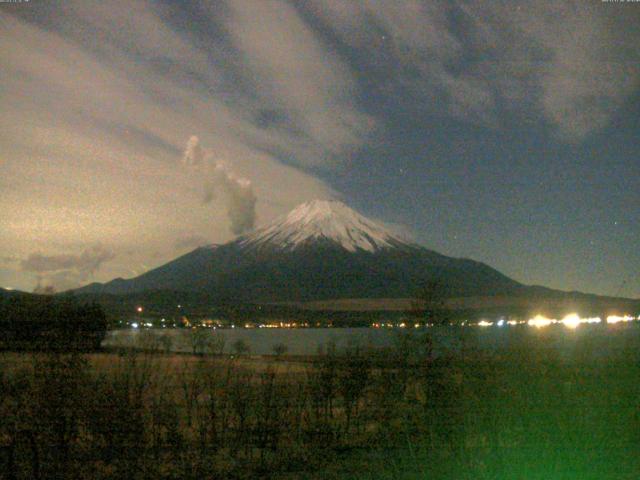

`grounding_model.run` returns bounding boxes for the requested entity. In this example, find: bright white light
[607,315,634,324]
[561,313,581,329]
[131,322,139,329]
[477,320,493,327]
[528,315,554,328]
[507,320,518,326]
[136,306,143,313]
[497,319,505,327]
[583,317,601,324]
